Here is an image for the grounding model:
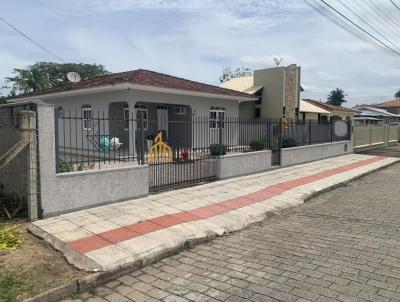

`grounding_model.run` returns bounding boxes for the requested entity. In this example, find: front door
[157,106,168,132]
